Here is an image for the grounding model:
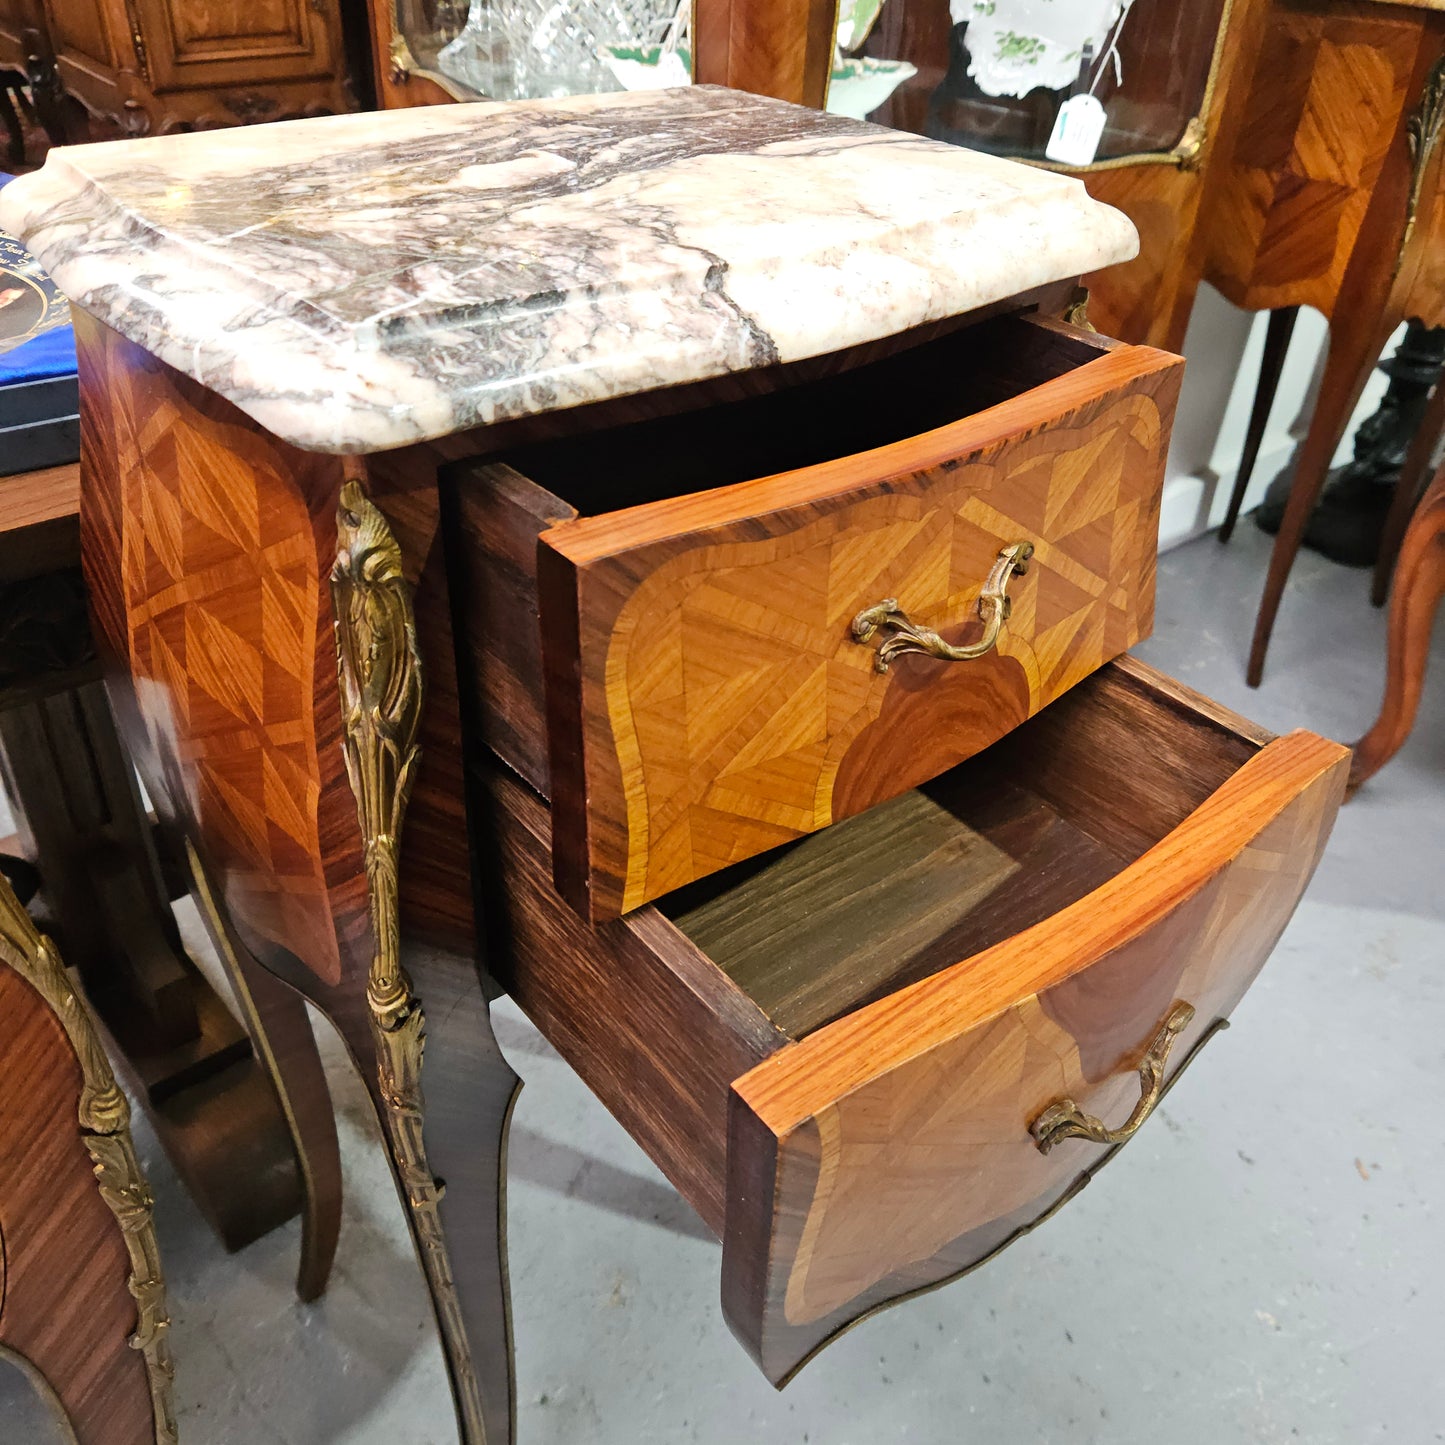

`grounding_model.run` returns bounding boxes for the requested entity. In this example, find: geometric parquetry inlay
[118,399,340,981]
[604,387,1166,912]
